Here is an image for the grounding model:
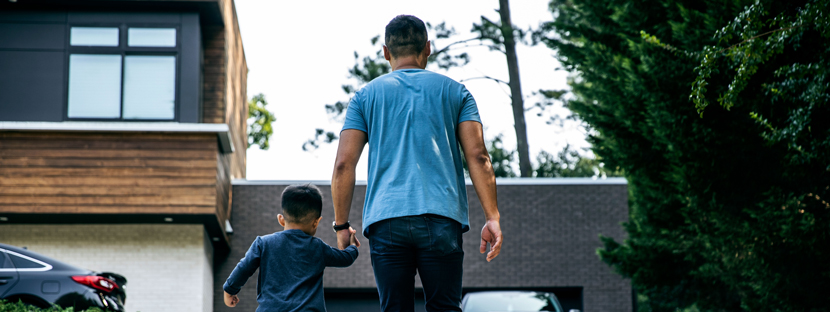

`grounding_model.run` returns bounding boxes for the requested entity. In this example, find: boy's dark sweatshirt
[223,229,359,312]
